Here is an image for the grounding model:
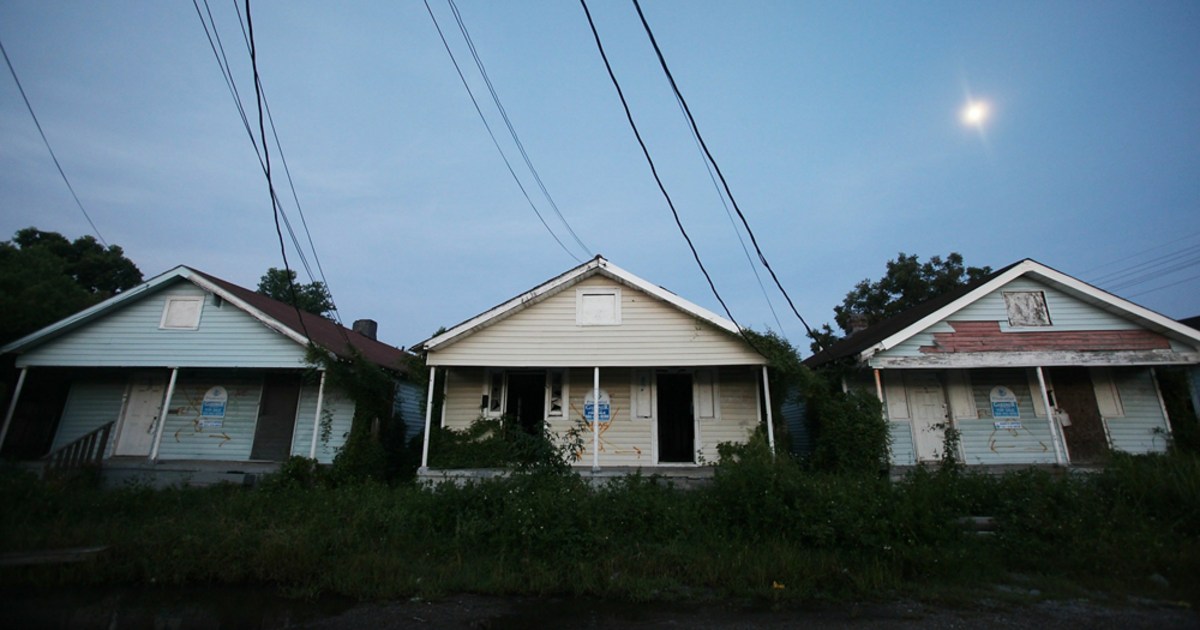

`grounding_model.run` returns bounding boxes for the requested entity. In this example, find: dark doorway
[505,372,546,435]
[1050,367,1109,464]
[657,373,694,463]
[251,375,302,461]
